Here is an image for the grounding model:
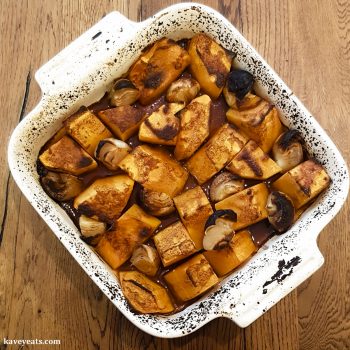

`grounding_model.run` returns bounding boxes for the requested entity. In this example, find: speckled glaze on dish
[8,3,349,338]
